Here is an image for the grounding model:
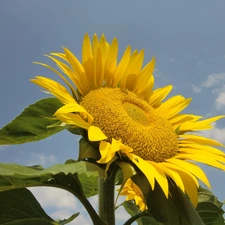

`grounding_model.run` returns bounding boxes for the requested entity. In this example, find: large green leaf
[0,161,105,225]
[197,187,225,225]
[0,161,101,198]
[0,98,64,145]
[146,181,205,225]
[0,188,58,225]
